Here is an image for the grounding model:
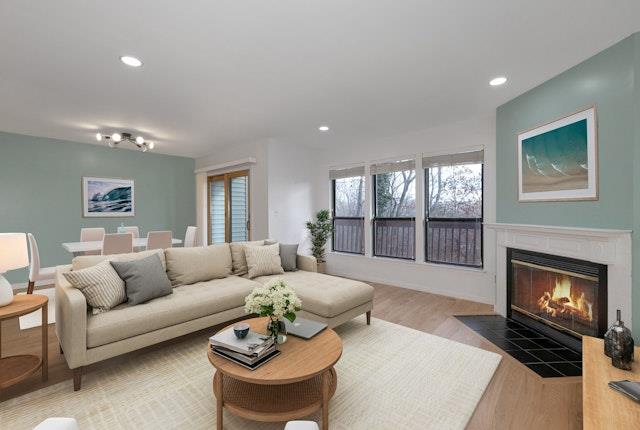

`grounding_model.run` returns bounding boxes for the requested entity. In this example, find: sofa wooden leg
[59,344,64,355]
[73,367,82,391]
[27,281,35,294]
[366,311,371,325]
